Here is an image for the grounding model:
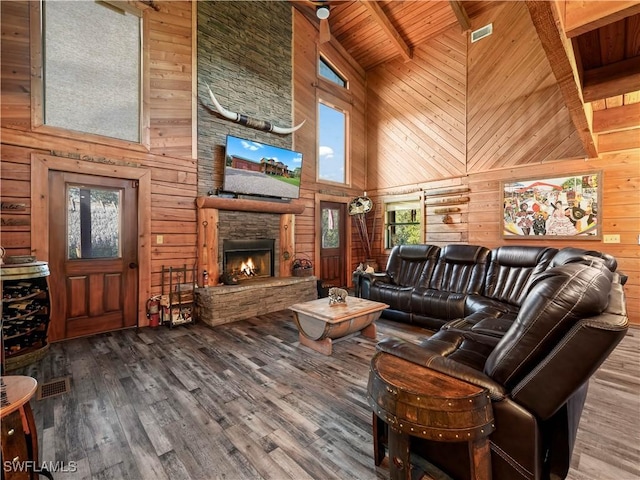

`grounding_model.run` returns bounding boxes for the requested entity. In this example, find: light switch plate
[603,234,620,243]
